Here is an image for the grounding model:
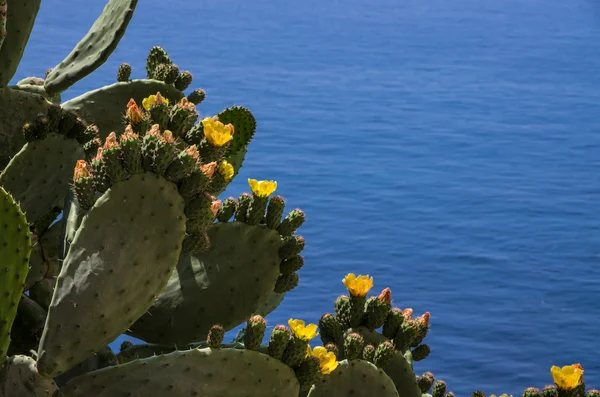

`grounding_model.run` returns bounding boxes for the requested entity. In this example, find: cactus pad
[0,134,85,223]
[307,359,399,397]
[0,355,58,397]
[0,88,50,168]
[349,326,421,397]
[0,0,42,86]
[0,1,5,51]
[44,0,139,95]
[36,172,186,378]
[0,187,31,364]
[128,221,284,344]
[61,80,185,138]
[57,348,300,397]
